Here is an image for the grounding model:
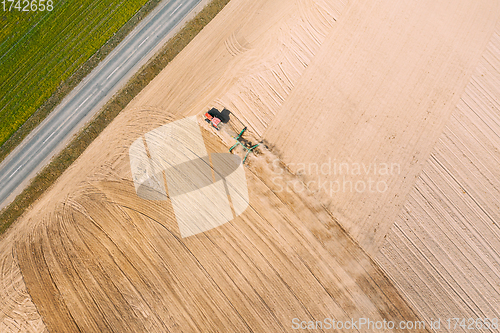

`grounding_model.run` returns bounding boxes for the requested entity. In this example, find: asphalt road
[0,0,205,210]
